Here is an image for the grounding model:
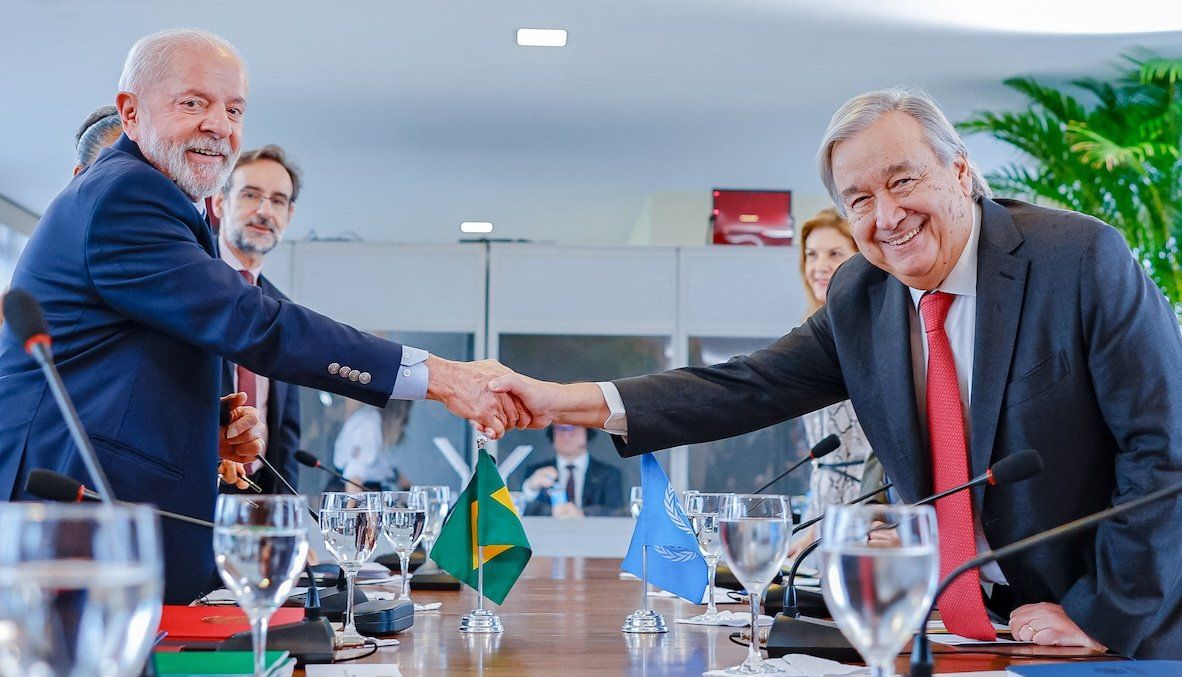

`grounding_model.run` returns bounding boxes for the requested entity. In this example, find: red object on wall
[710,189,793,246]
